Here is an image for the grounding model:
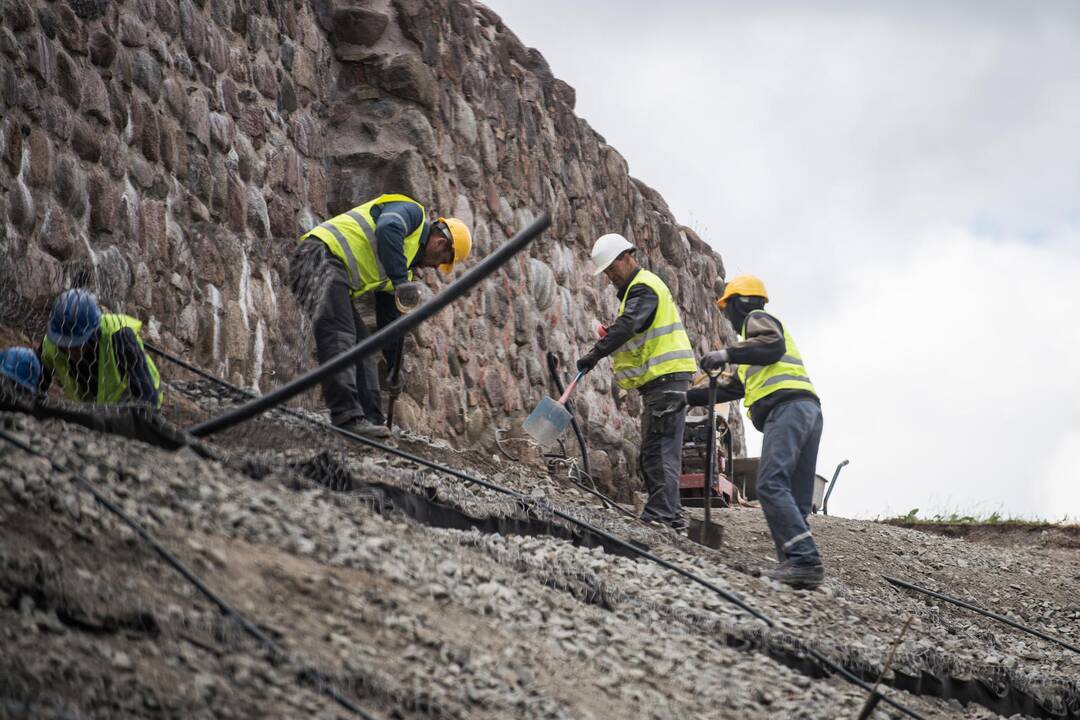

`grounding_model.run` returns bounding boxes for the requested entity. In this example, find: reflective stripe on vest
[301,194,425,297]
[611,269,698,390]
[737,310,816,421]
[41,314,163,407]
